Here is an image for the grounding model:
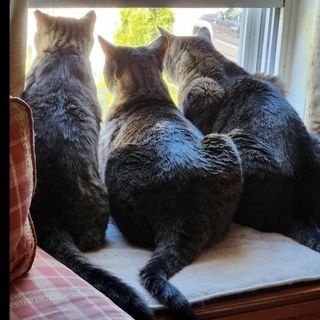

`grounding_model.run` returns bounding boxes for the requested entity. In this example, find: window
[27,0,290,117]
[192,8,242,62]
